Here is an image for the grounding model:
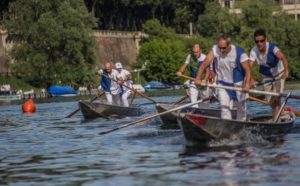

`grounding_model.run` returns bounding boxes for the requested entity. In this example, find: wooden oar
[179,74,300,99]
[249,96,300,117]
[100,73,158,104]
[171,94,189,106]
[65,92,104,118]
[98,98,206,135]
[129,91,137,106]
[254,70,284,87]
[275,91,292,122]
